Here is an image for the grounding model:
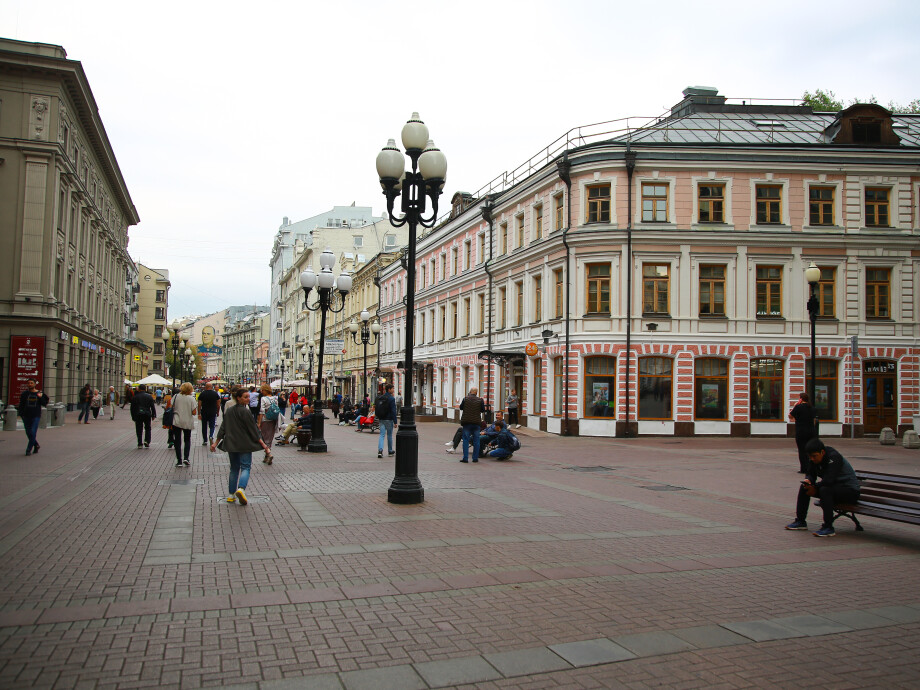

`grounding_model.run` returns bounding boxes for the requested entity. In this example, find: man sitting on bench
[785,438,860,537]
